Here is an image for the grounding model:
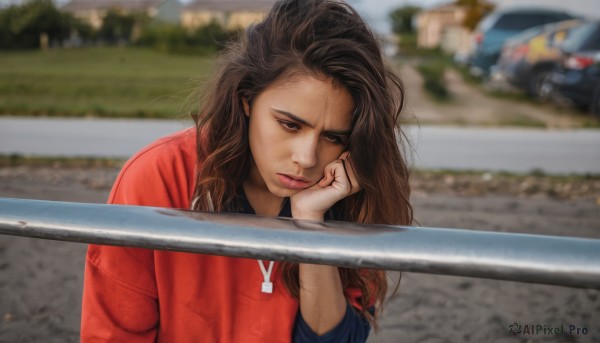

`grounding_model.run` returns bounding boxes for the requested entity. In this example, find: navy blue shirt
[232,188,372,343]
